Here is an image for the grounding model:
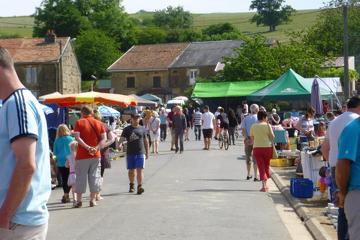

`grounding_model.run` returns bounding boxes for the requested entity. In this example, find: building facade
[0,36,81,98]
